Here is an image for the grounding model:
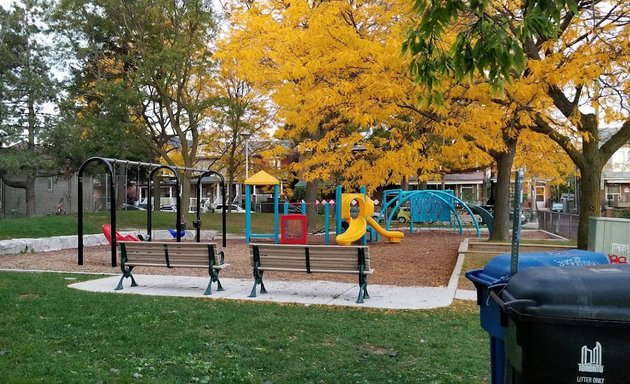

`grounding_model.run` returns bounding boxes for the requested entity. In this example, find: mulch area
[0,228,554,287]
[0,230,466,287]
